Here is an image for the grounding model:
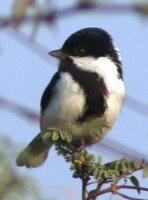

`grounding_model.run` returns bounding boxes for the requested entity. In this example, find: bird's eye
[74,47,87,56]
